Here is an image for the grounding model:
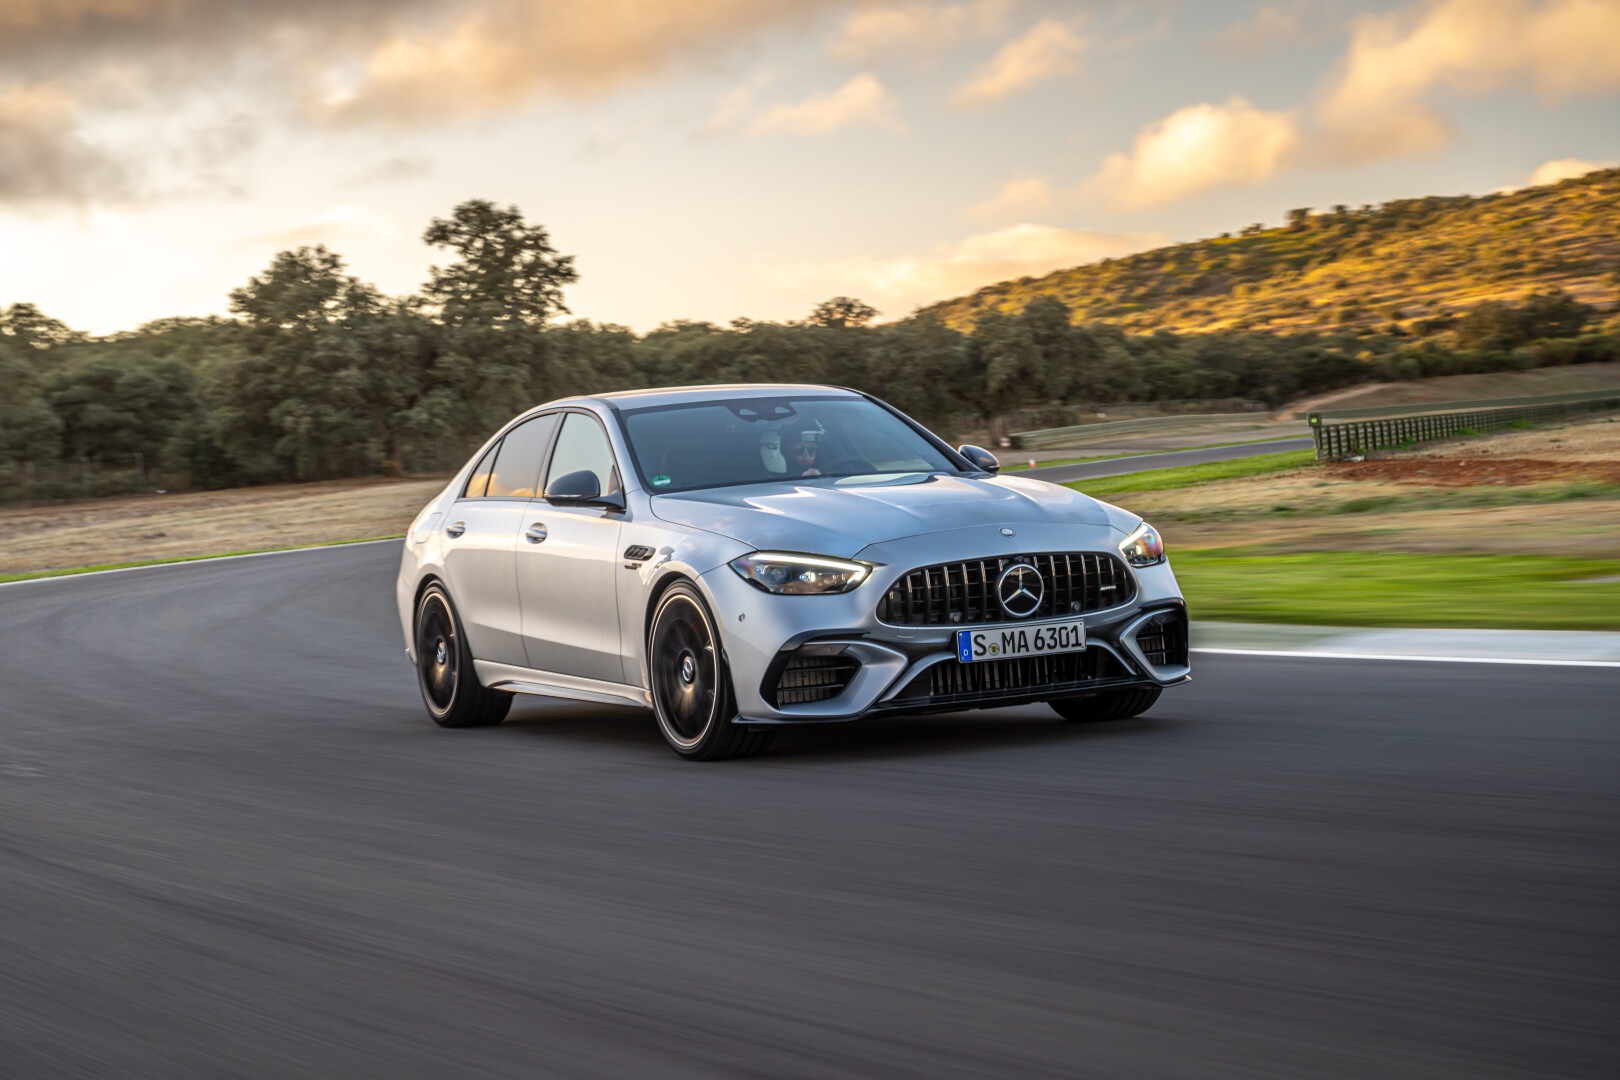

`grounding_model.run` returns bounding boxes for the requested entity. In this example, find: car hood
[650,472,1118,558]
